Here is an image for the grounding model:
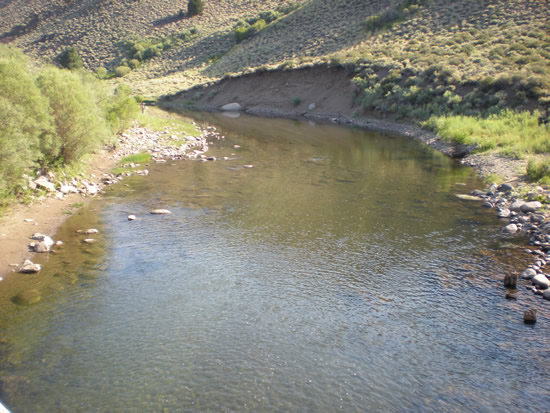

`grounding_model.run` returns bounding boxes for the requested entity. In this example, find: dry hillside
[1,0,548,109]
